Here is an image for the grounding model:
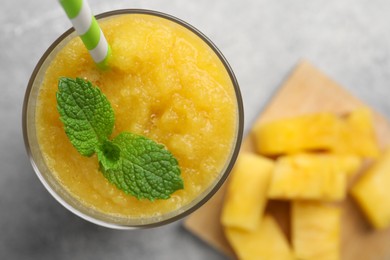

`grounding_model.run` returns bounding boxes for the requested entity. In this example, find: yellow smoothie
[35,14,239,219]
